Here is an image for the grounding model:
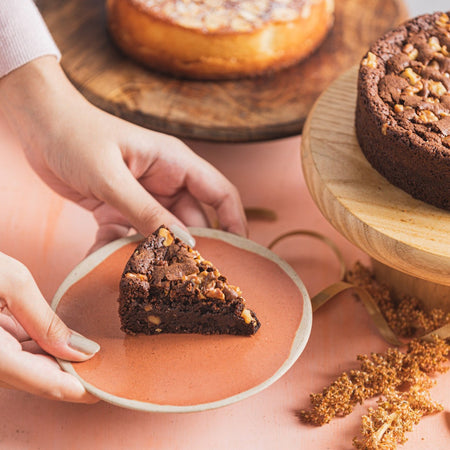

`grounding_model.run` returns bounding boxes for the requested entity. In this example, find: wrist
[0,55,83,149]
